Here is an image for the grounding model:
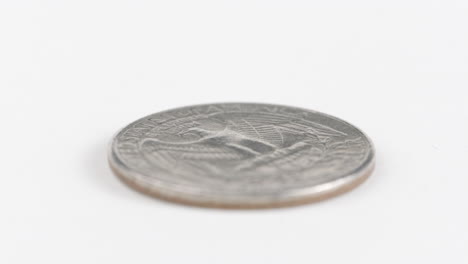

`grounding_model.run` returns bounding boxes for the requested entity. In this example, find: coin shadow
[83,138,362,212]
[84,138,191,207]
[83,138,144,199]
